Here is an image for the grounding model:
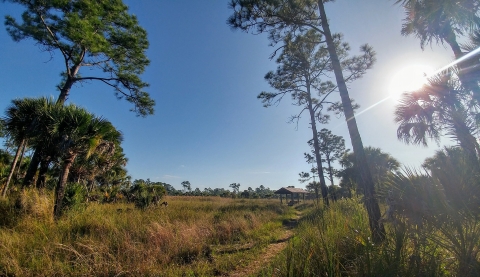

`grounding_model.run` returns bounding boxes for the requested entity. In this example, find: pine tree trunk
[54,152,77,218]
[57,77,75,104]
[2,139,24,197]
[306,83,329,206]
[317,0,385,242]
[327,158,335,186]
